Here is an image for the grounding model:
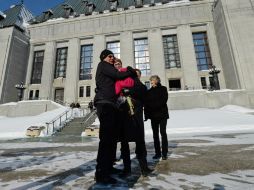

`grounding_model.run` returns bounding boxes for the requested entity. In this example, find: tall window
[163,35,181,69]
[35,90,39,99]
[134,38,150,76]
[86,86,91,97]
[200,77,207,89]
[31,51,44,84]
[107,41,120,58]
[29,90,33,100]
[55,47,68,78]
[79,86,84,97]
[193,32,212,71]
[80,45,93,80]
